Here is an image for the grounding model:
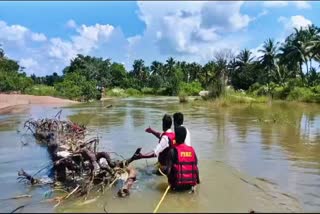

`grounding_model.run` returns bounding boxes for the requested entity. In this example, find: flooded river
[0,97,319,212]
